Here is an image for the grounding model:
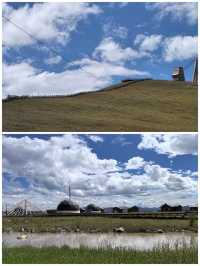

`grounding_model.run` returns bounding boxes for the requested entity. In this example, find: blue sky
[2,2,198,97]
[3,134,198,210]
